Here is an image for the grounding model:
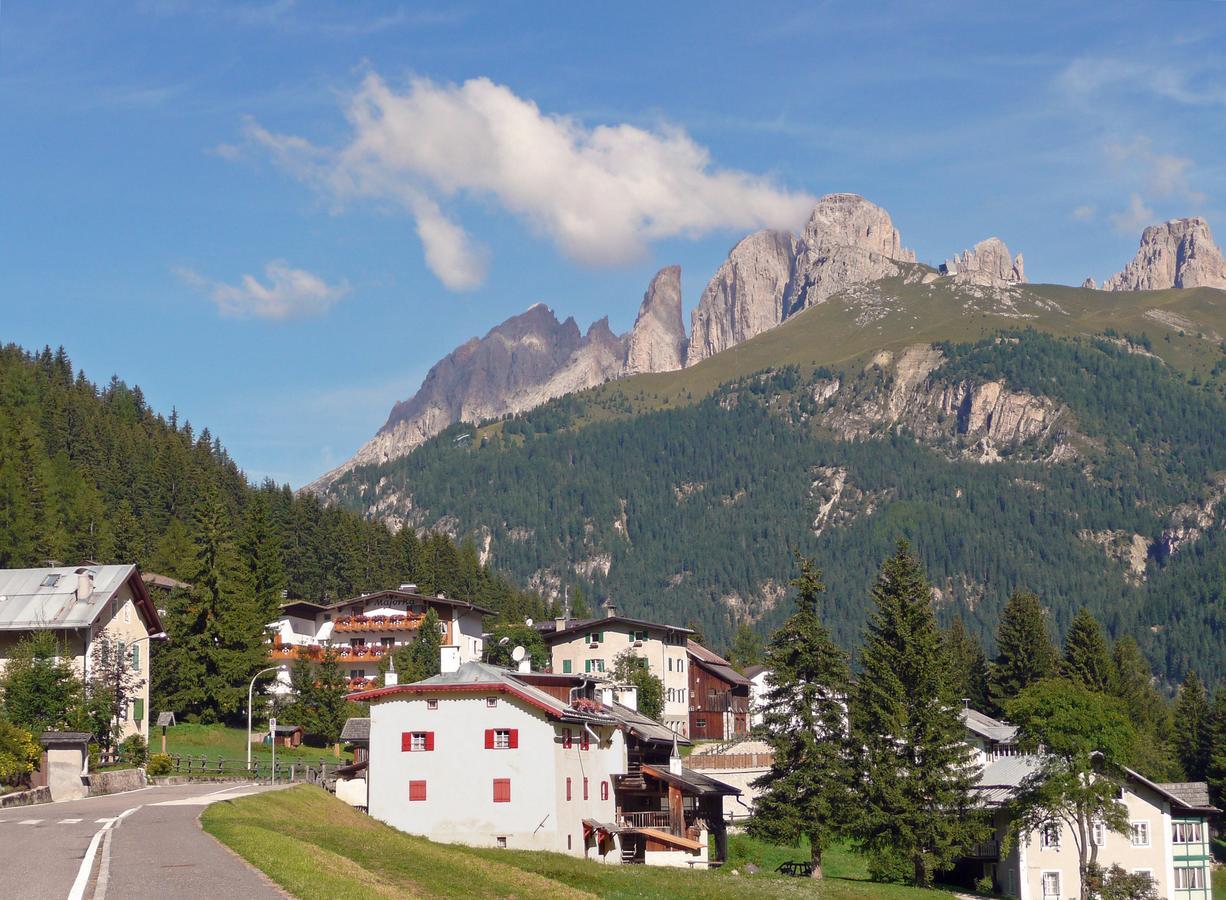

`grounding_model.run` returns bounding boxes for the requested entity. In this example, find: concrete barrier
[0,786,52,809]
[87,768,147,796]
